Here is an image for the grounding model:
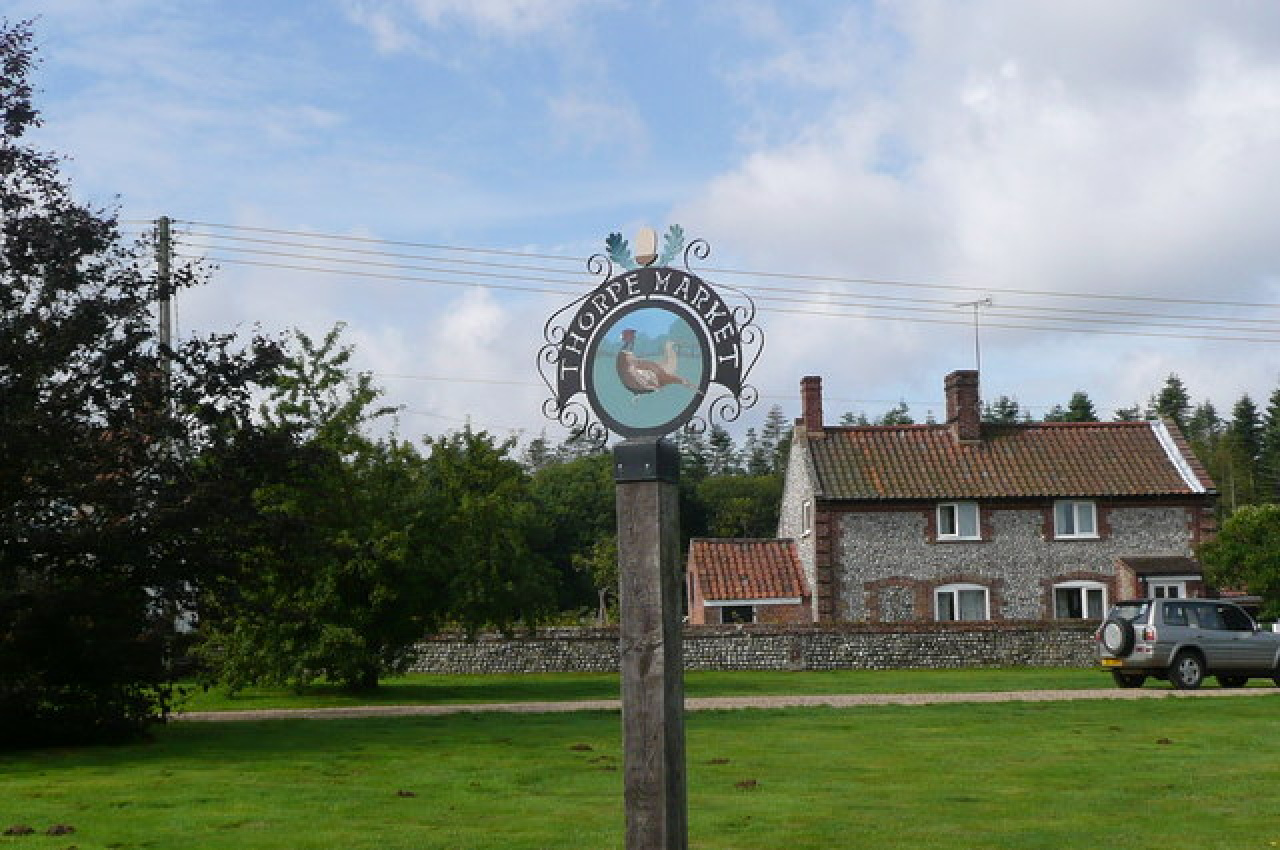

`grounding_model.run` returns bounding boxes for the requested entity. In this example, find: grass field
[3,683,1279,849]
[176,666,1211,712]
